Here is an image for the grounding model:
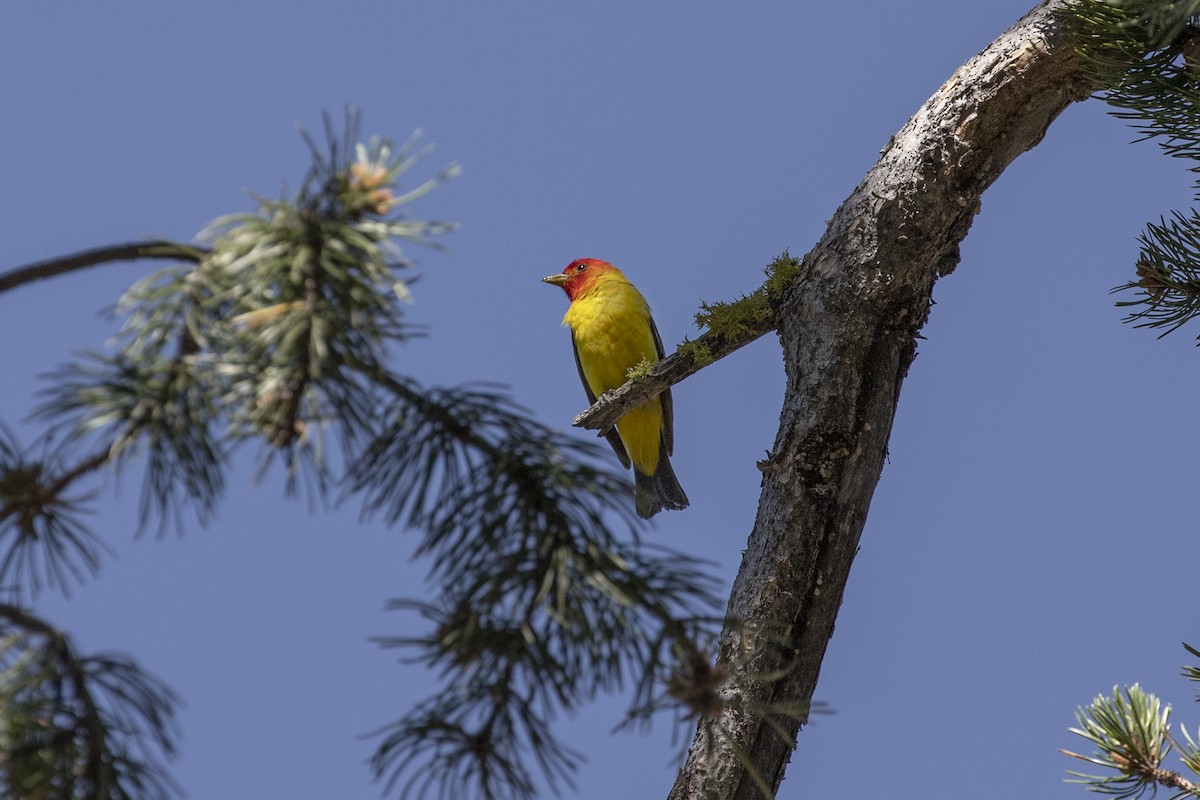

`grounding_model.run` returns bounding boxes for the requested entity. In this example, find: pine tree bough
[585,2,1094,797]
